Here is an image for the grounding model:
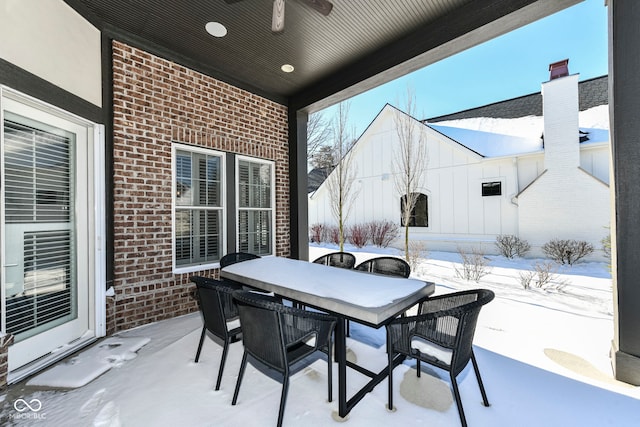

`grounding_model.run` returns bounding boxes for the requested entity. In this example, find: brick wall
[110,41,289,333]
